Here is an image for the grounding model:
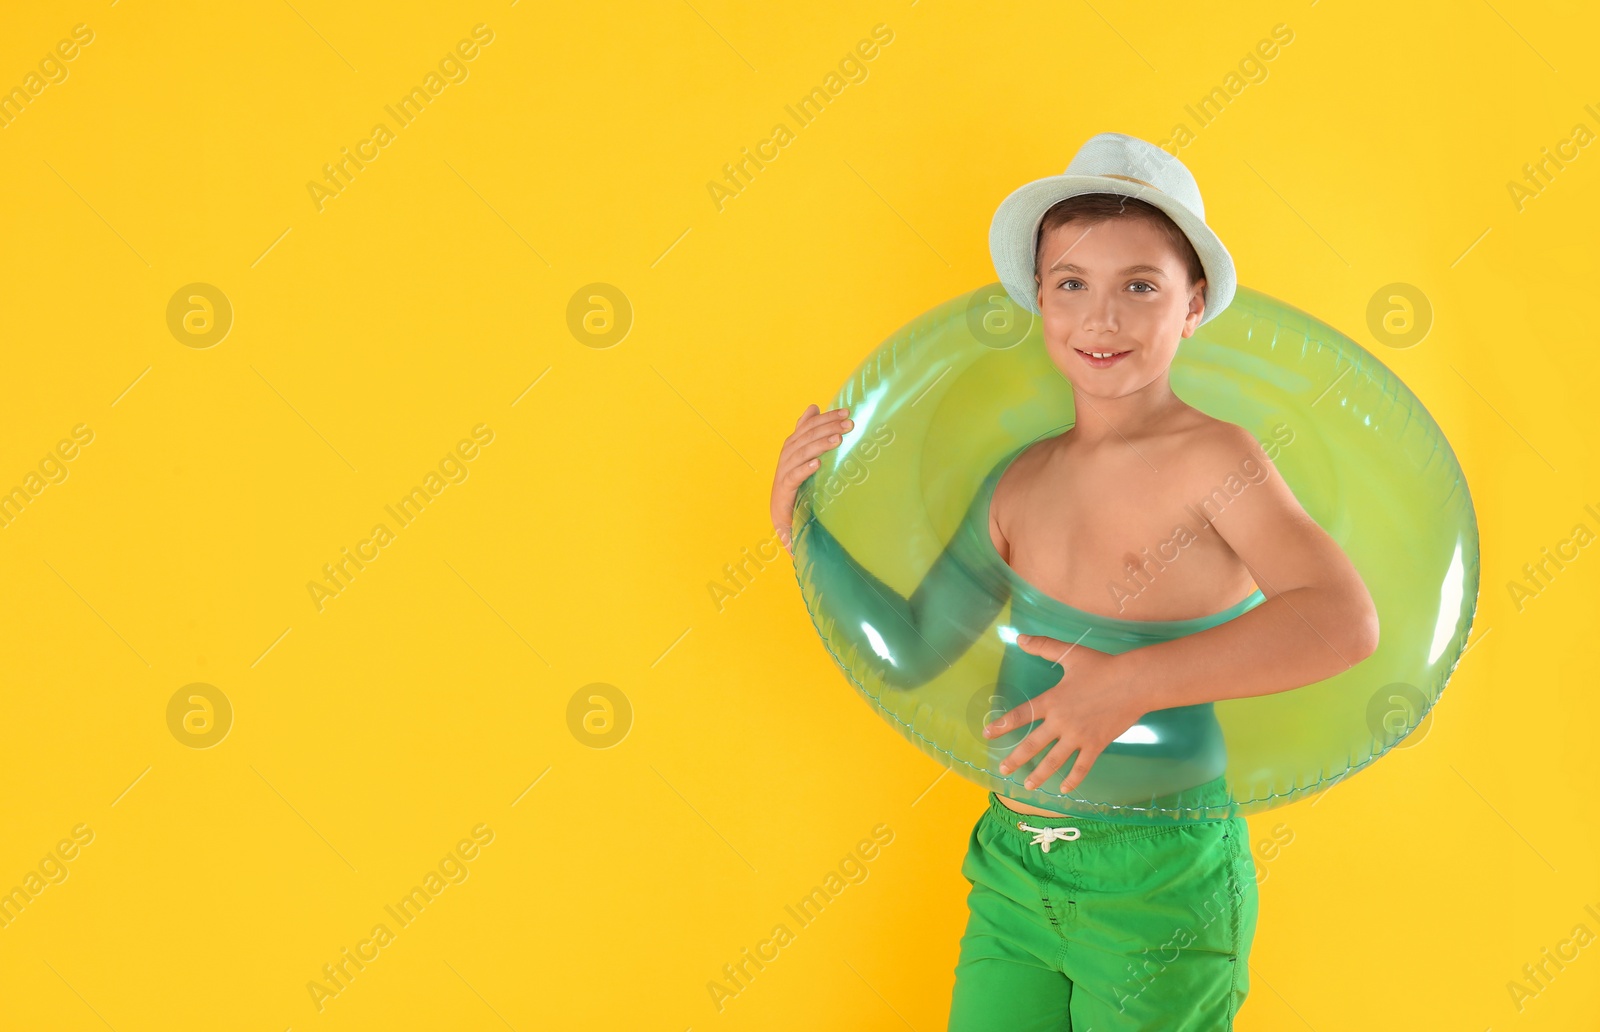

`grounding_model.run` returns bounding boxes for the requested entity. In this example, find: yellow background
[0,1,1594,1028]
